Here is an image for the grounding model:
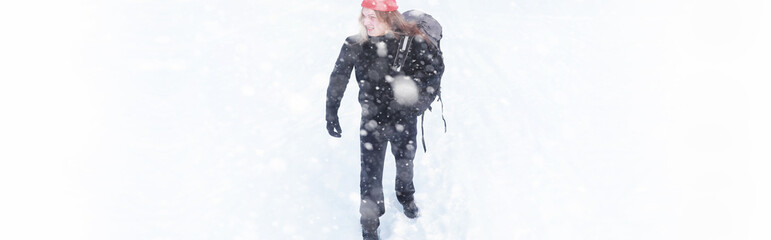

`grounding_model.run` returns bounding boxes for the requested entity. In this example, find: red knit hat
[361,0,398,12]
